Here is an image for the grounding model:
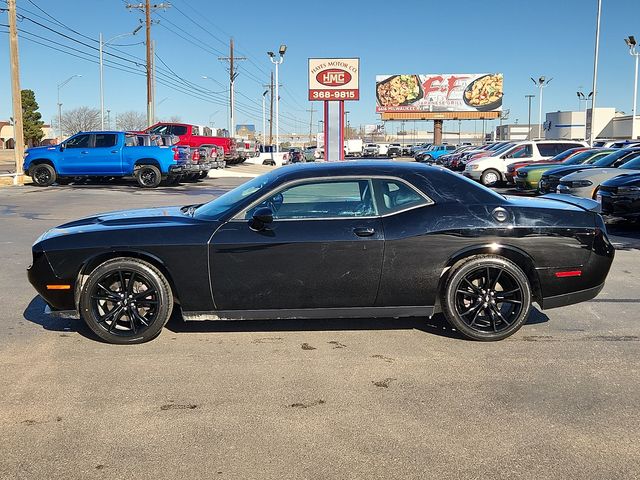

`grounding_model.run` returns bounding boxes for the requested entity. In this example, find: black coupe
[28,162,615,344]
